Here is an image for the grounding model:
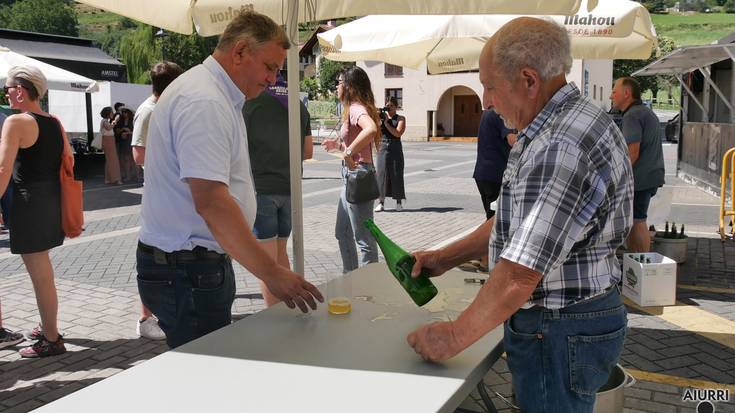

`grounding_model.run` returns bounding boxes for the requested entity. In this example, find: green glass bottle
[364,219,438,306]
